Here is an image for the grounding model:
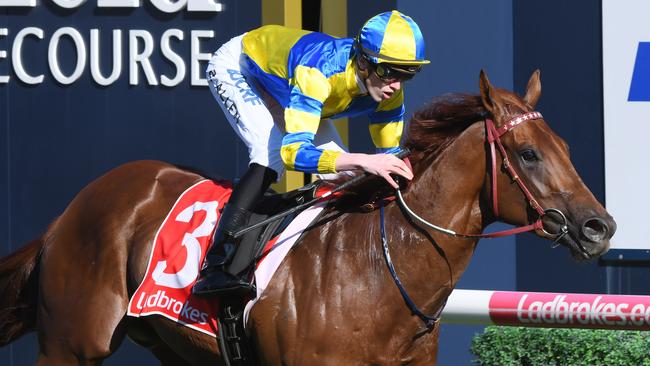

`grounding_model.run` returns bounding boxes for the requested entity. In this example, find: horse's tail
[0,237,42,346]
